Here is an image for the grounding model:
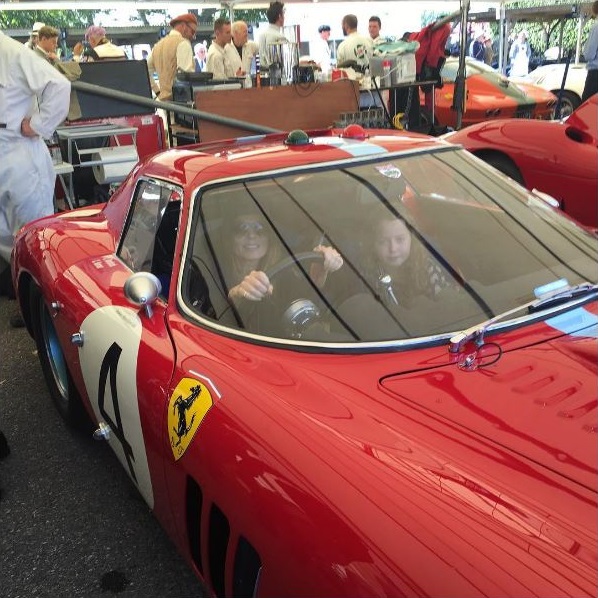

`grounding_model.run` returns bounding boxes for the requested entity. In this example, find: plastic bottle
[244,74,252,89]
[255,54,261,88]
[382,60,391,87]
